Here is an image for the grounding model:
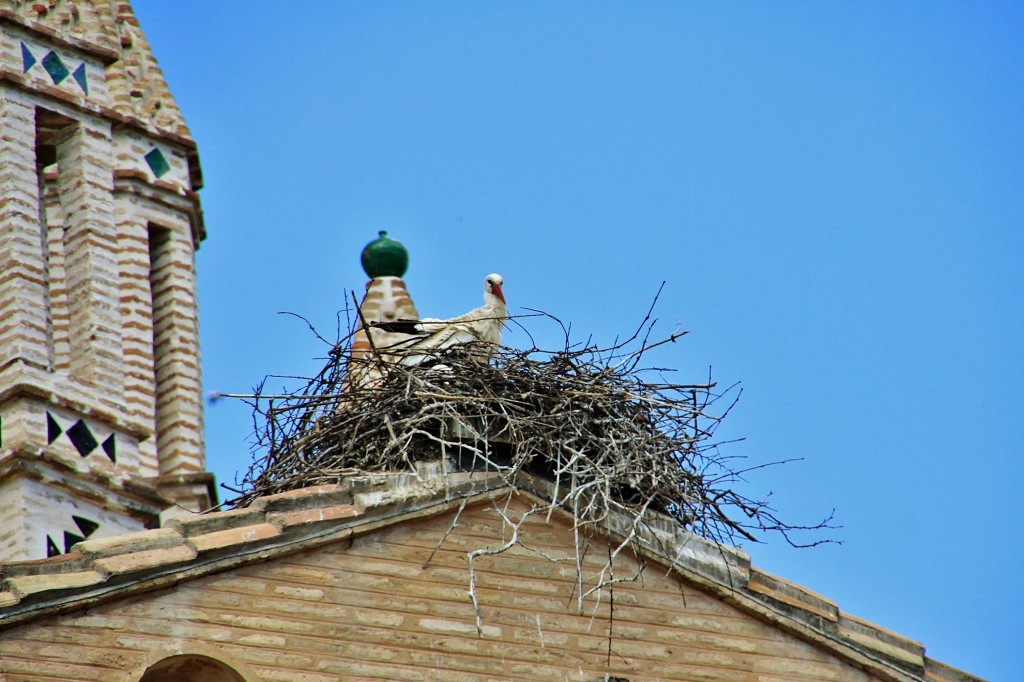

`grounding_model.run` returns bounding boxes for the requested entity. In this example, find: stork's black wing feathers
[369,319,425,335]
